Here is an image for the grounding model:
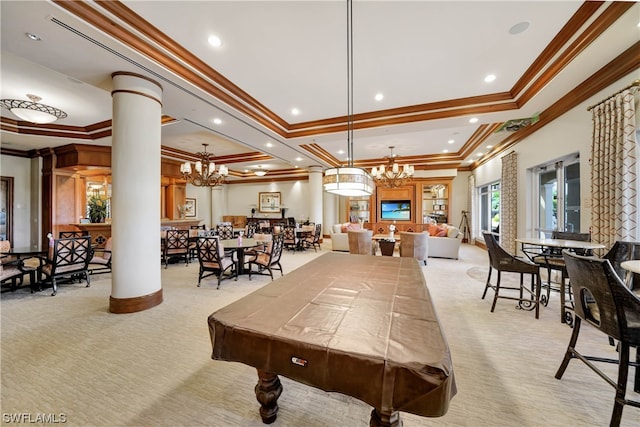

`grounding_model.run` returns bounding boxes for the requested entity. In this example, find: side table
[379,239,396,256]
